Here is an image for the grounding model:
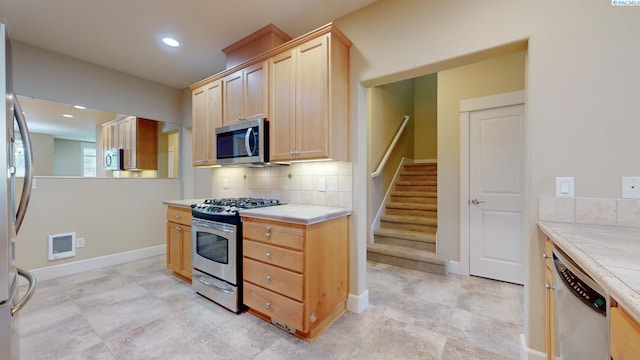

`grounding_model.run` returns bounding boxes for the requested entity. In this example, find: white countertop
[538,221,640,321]
[161,198,206,208]
[239,204,352,225]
